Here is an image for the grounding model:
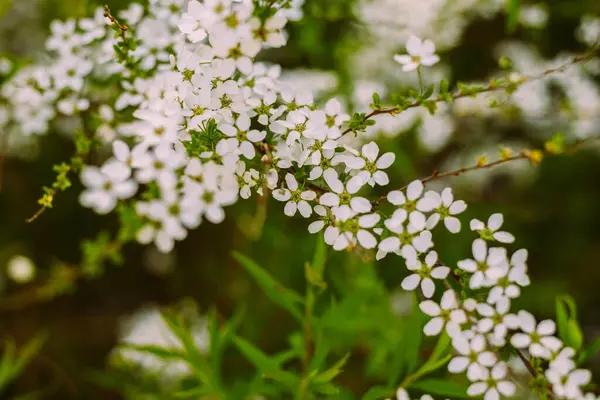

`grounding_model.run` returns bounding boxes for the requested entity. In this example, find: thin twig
[372,135,600,207]
[103,6,128,41]
[340,50,597,139]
